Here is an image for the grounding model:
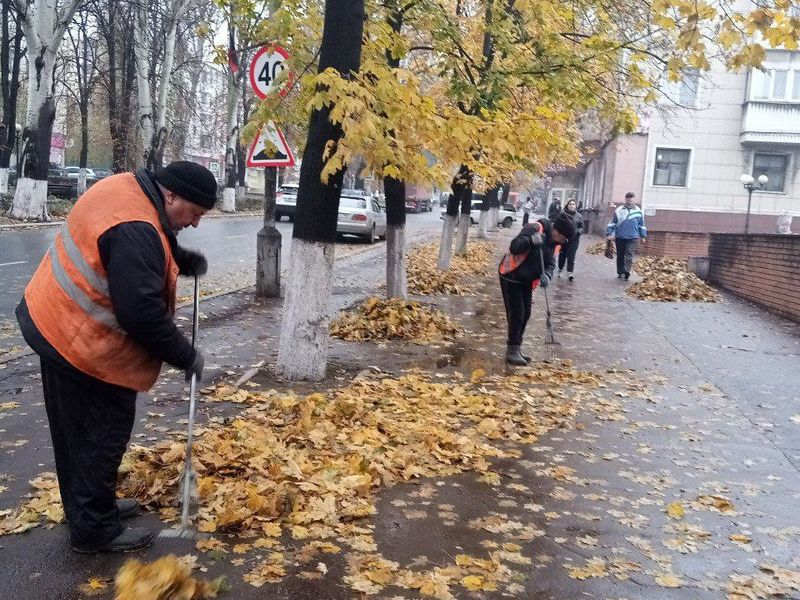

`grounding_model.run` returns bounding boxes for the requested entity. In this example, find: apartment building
[576,49,800,234]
